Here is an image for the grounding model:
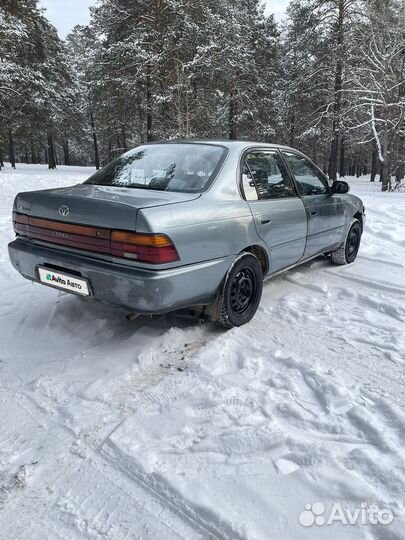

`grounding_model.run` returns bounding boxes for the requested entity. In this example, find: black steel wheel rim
[346,226,359,258]
[230,268,256,315]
